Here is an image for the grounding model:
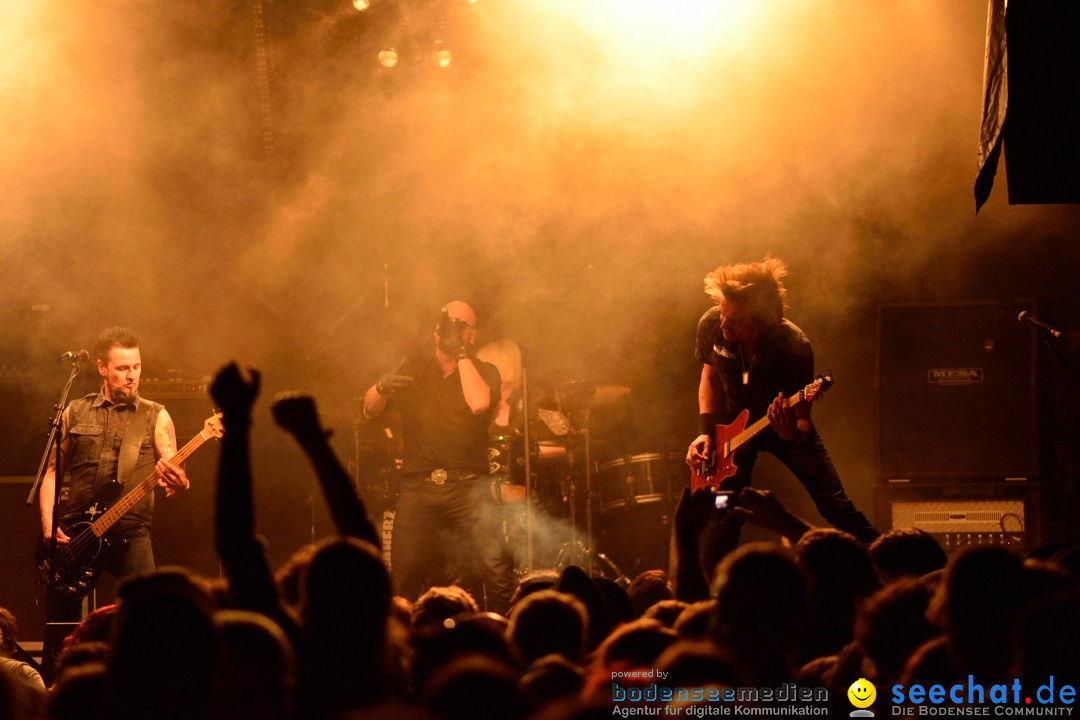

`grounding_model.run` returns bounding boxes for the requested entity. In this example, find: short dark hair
[412,586,478,630]
[869,527,948,582]
[94,327,140,363]
[508,589,588,664]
